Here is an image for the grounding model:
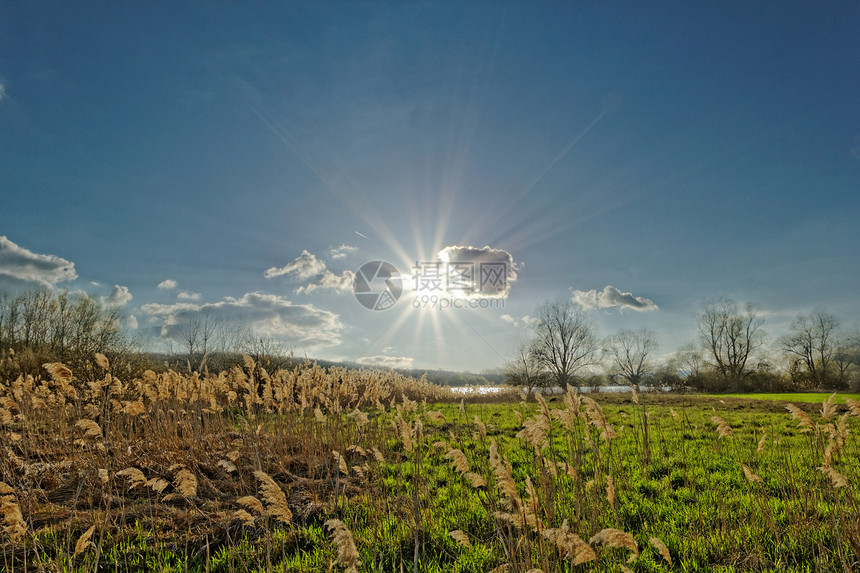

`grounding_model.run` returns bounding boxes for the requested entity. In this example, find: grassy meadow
[1,357,859,572]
